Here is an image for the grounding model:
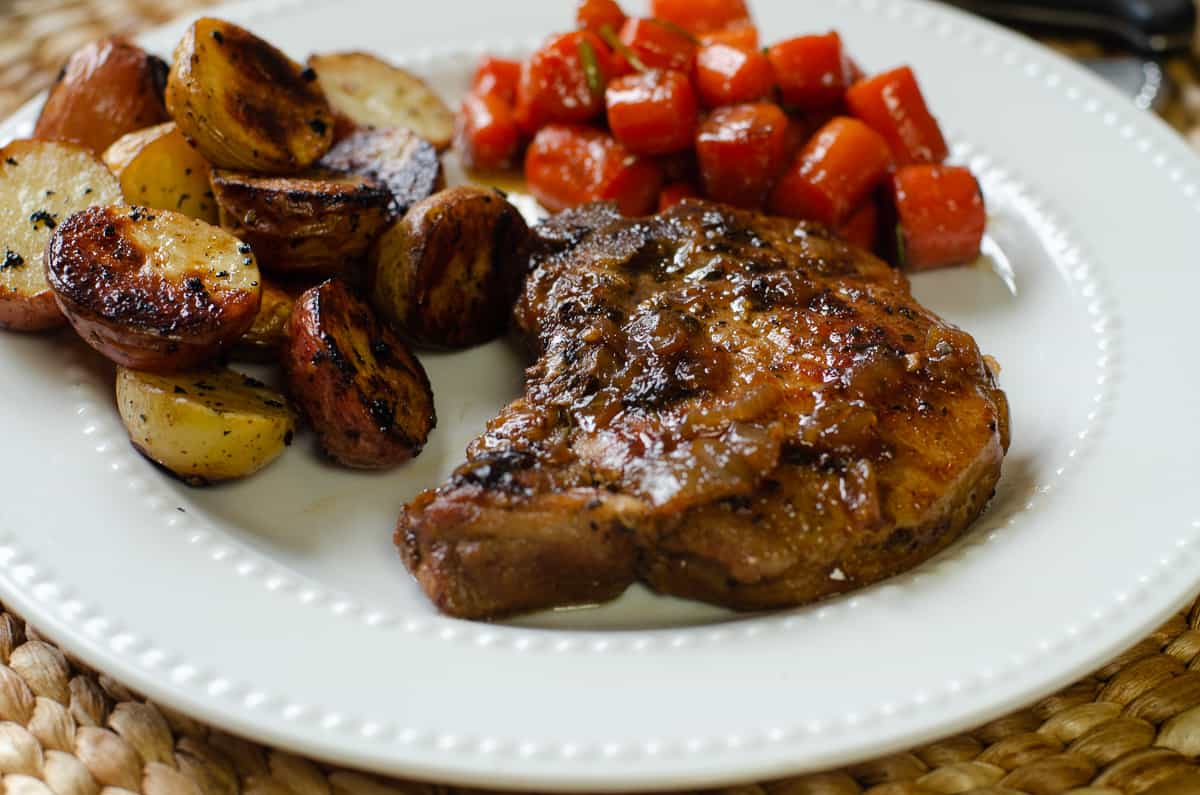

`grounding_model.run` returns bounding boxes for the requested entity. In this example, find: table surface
[4,1,1200,793]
